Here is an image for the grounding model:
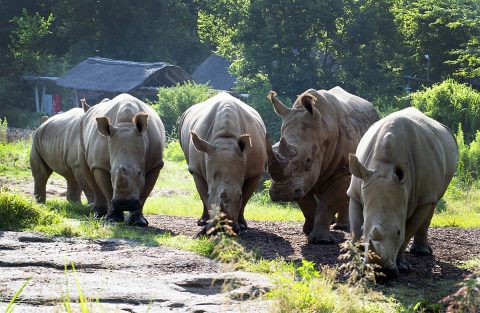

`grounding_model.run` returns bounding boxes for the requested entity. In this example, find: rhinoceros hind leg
[31,146,53,203]
[239,220,248,230]
[410,243,433,256]
[126,211,148,227]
